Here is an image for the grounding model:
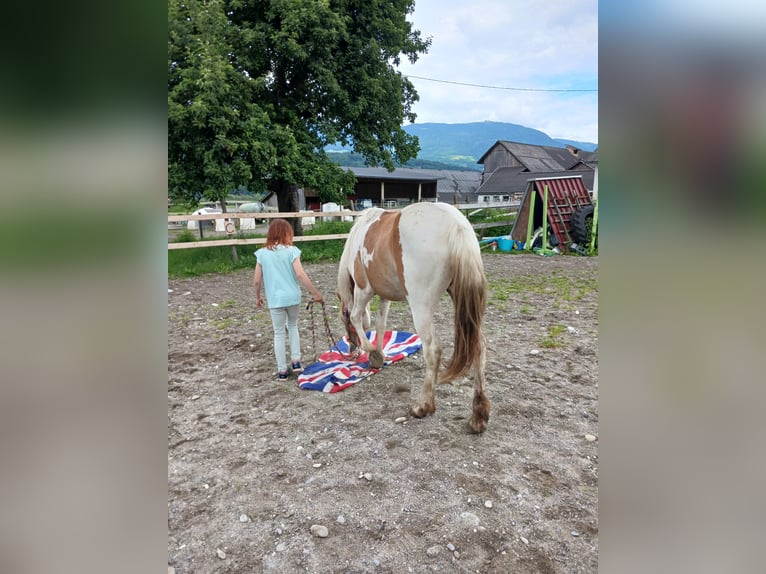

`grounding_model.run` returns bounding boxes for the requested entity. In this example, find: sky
[397,0,598,144]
